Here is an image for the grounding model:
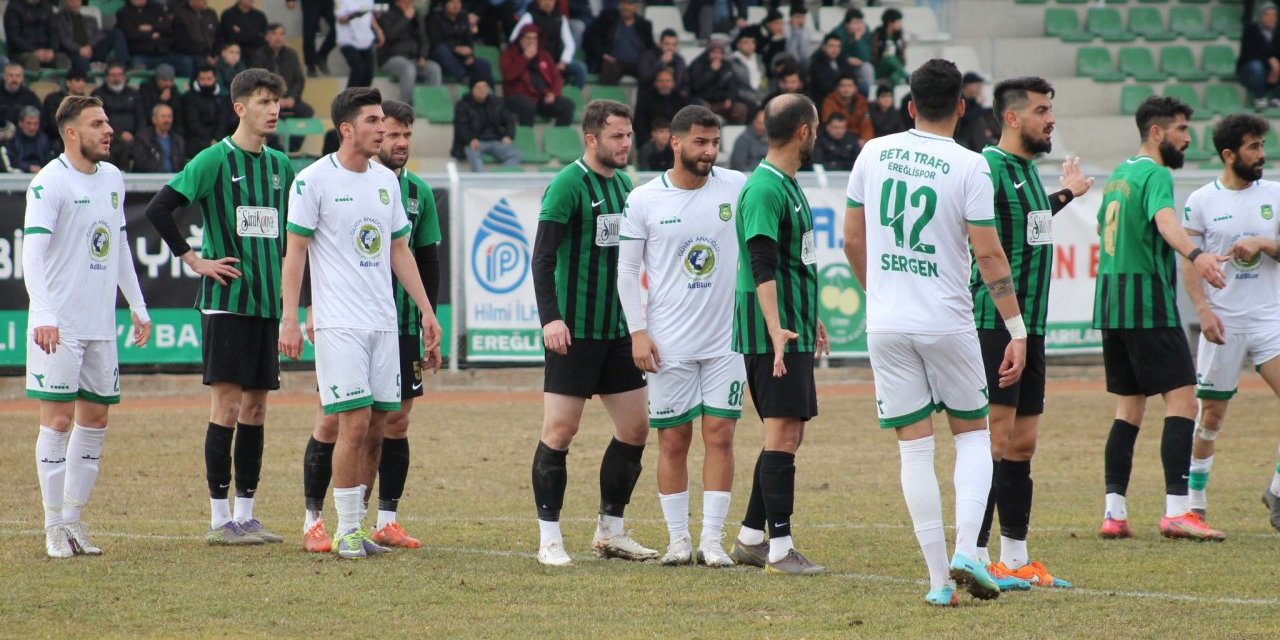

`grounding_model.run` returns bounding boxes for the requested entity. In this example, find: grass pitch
[2,381,1279,639]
